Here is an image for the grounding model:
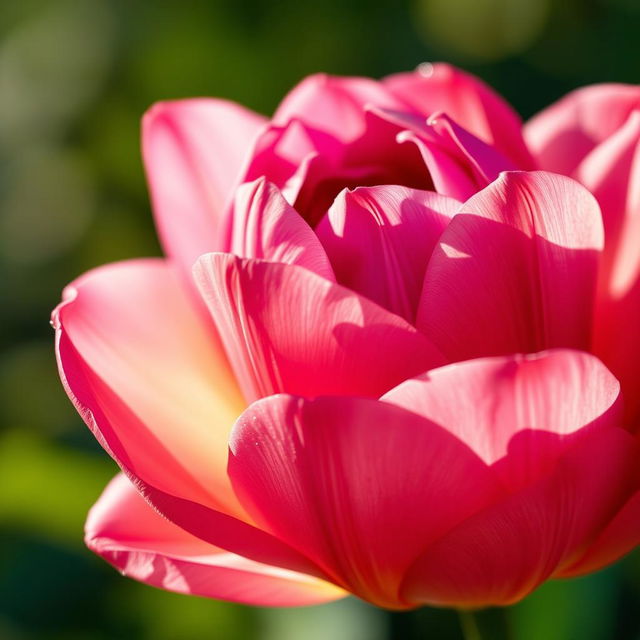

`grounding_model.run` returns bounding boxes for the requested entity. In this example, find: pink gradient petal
[594,277,640,426]
[427,112,516,184]
[384,63,534,168]
[228,395,502,609]
[417,171,603,361]
[229,177,334,280]
[194,254,444,403]
[273,73,404,143]
[290,109,434,225]
[576,111,640,298]
[525,83,640,176]
[558,488,640,577]
[86,474,346,606]
[242,119,337,197]
[53,260,321,575]
[143,99,266,272]
[384,109,514,201]
[401,426,640,607]
[316,185,460,322]
[397,128,479,201]
[383,349,623,492]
